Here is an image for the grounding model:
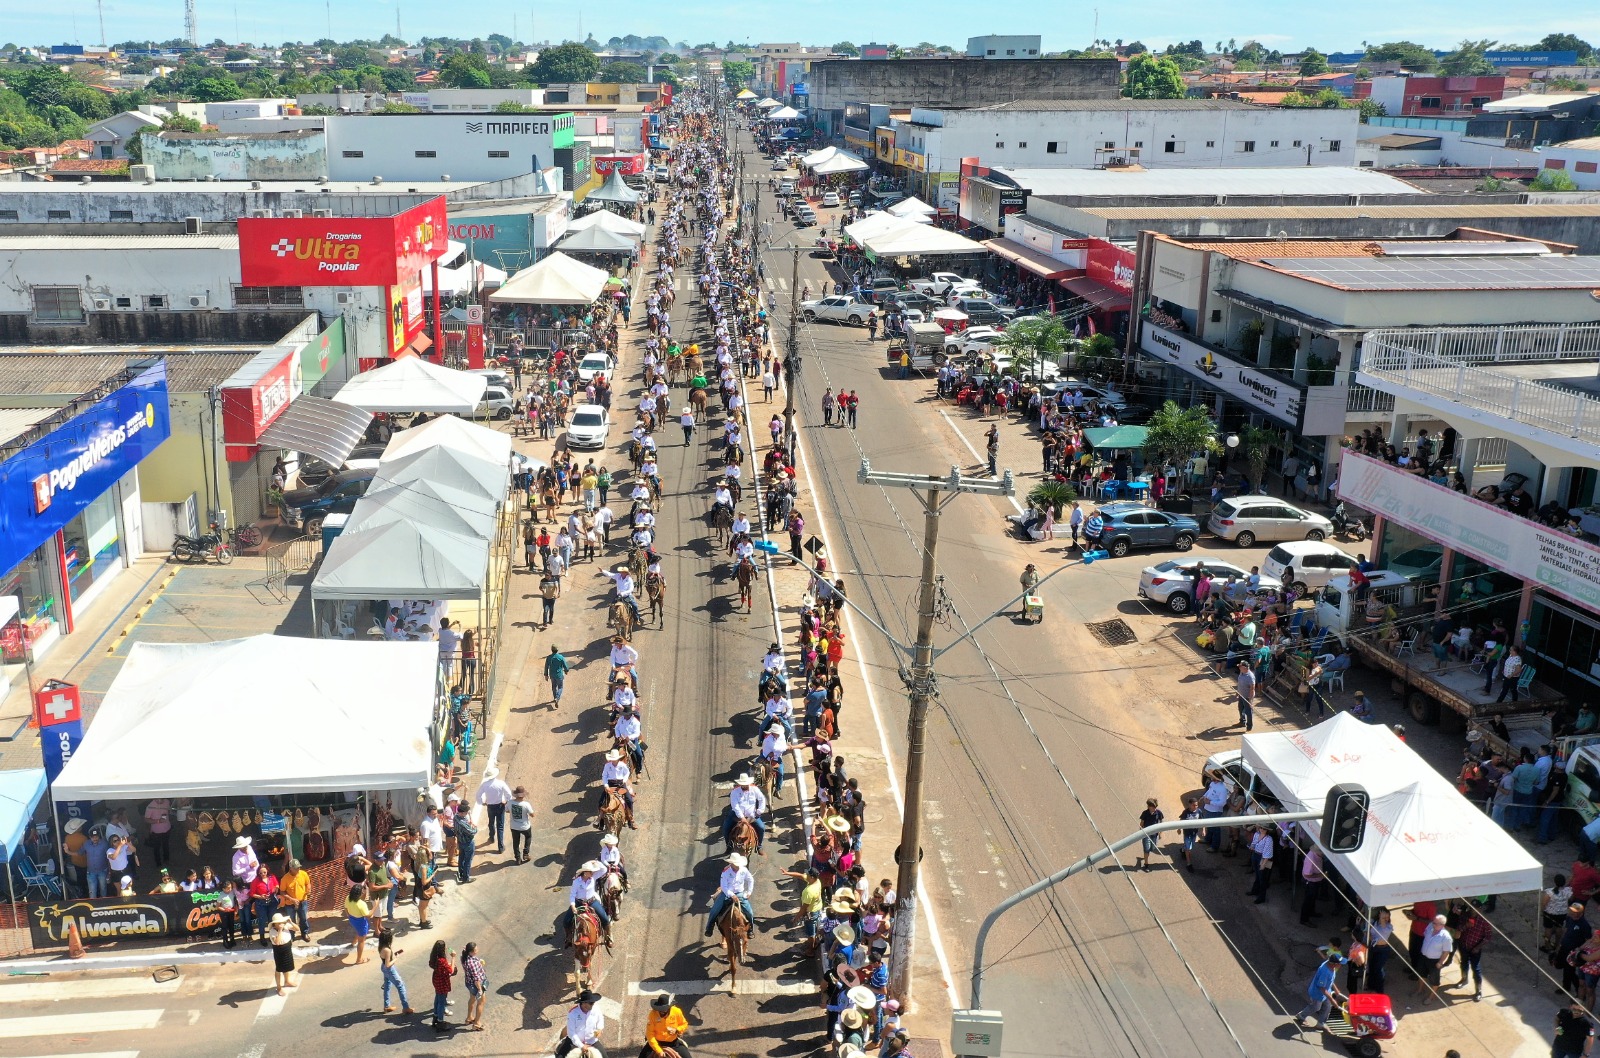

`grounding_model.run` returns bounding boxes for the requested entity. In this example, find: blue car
[1086,501,1201,558]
